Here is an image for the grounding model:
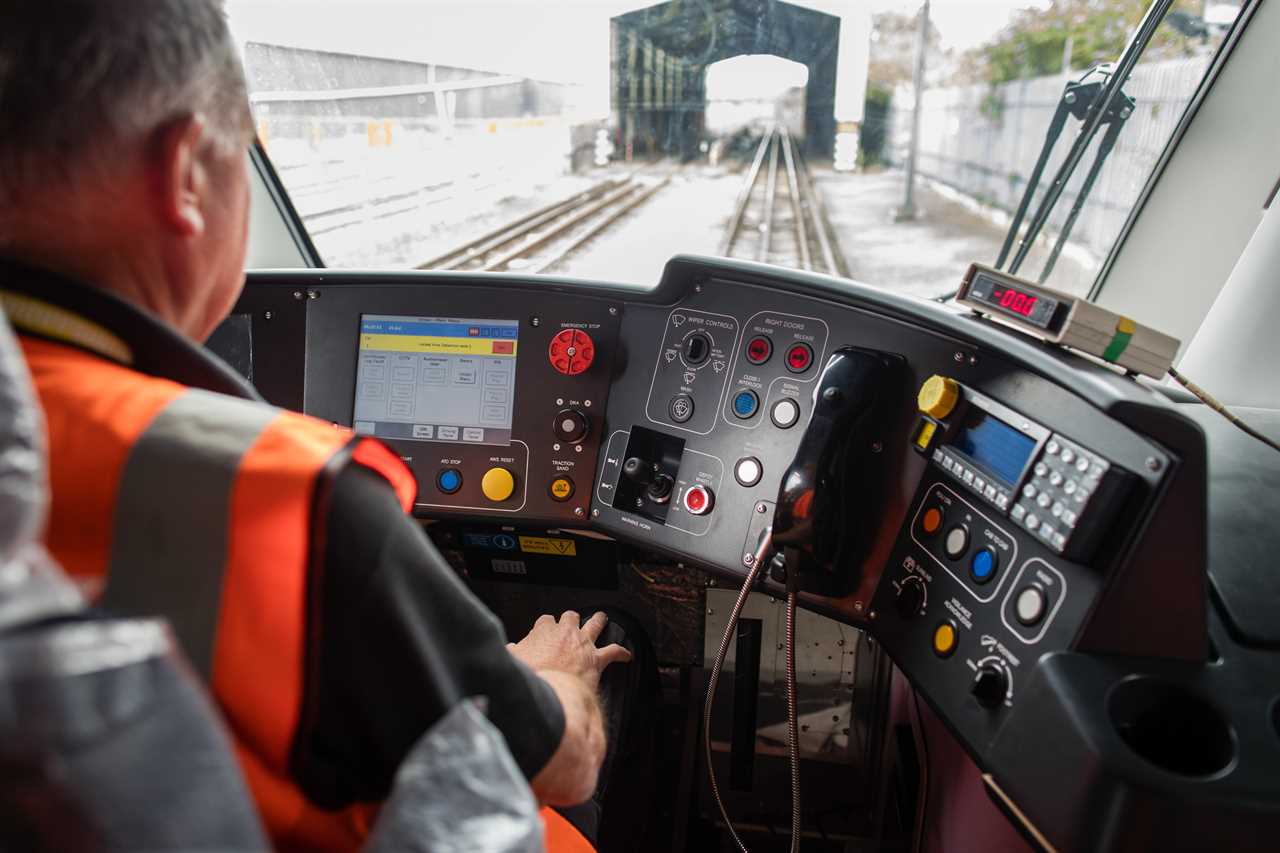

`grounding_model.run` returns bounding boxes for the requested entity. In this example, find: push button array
[1012,434,1110,553]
